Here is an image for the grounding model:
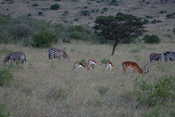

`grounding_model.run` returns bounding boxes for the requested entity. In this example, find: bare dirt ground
[0,42,175,117]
